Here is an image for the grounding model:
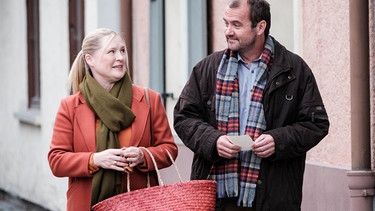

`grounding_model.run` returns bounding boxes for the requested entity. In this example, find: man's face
[223,4,257,53]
